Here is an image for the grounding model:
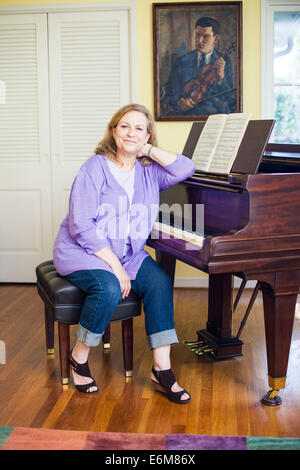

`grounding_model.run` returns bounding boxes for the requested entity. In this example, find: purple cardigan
[53,153,195,278]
